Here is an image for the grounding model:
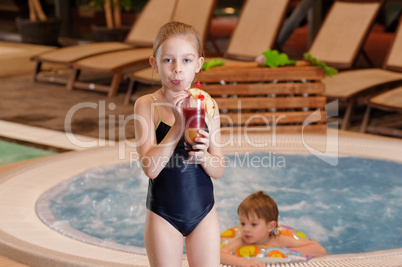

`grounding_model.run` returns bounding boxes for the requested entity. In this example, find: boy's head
[153,21,204,58]
[237,191,278,225]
